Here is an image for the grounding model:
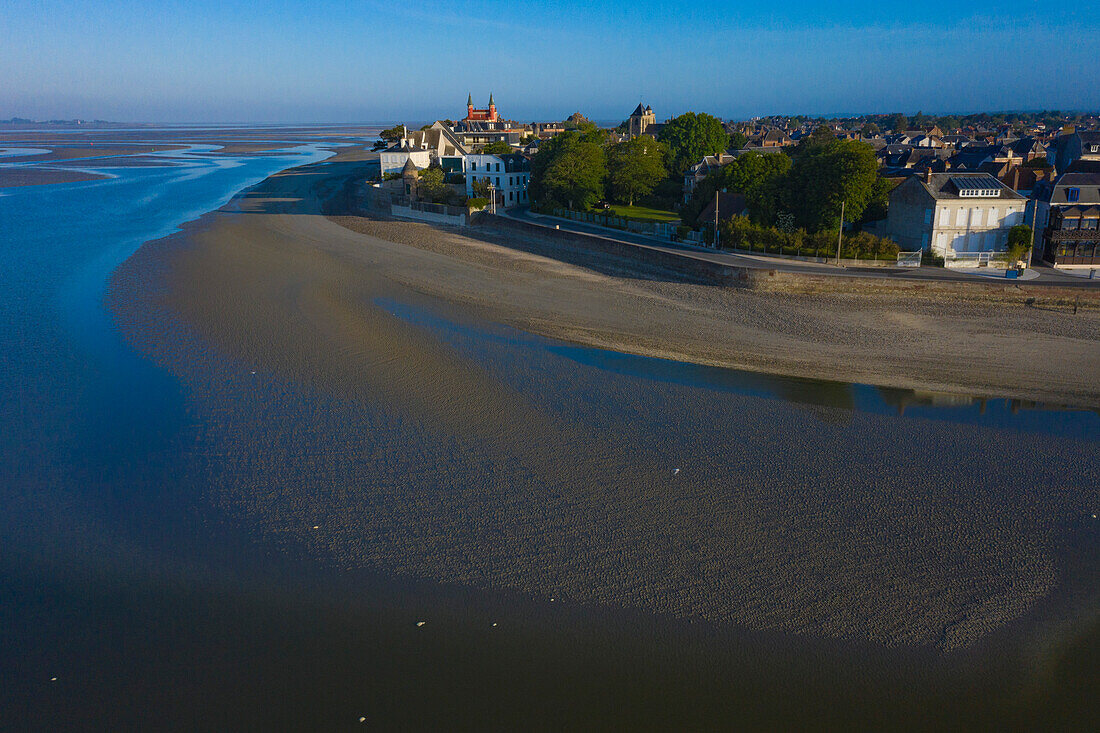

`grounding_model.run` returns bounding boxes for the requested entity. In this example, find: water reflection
[377,297,1099,440]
